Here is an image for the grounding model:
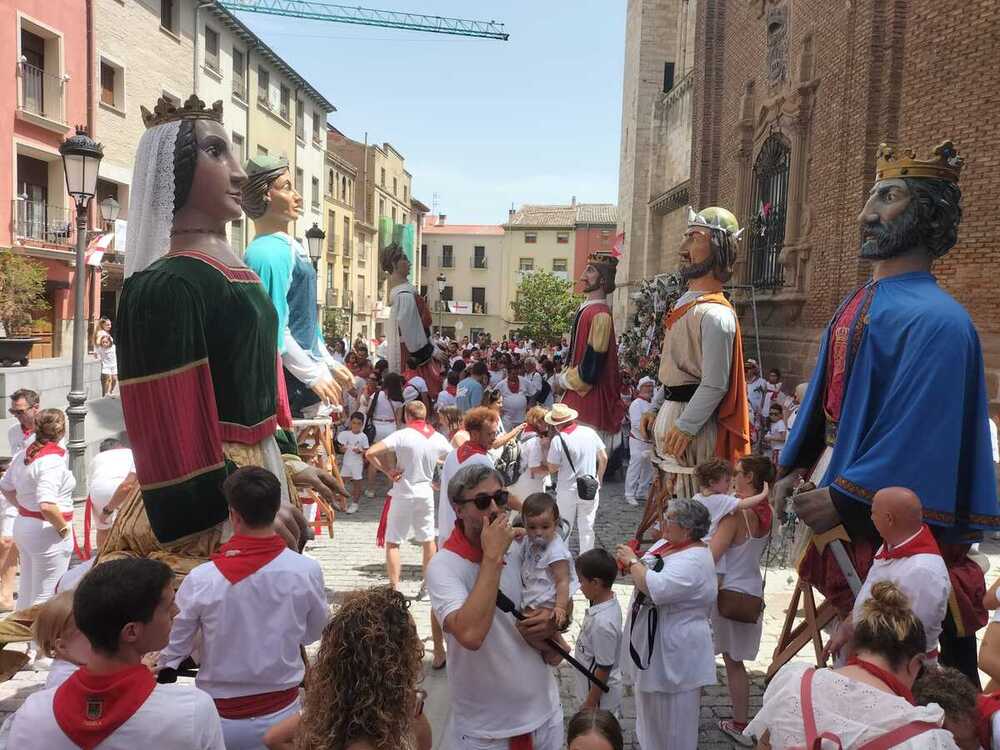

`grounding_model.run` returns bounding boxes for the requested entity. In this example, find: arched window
[341,176,347,201]
[746,134,790,288]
